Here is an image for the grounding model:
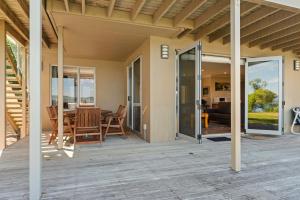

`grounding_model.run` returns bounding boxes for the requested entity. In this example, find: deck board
[1,133,300,199]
